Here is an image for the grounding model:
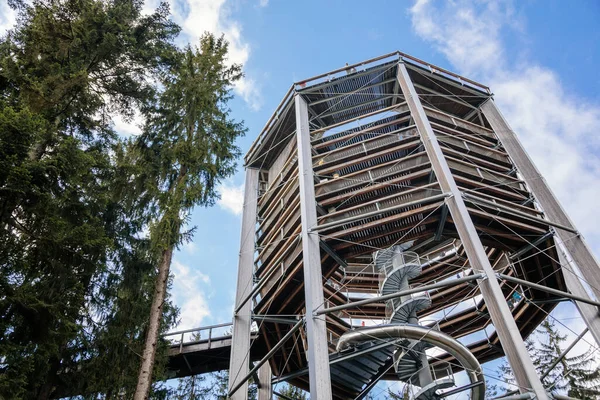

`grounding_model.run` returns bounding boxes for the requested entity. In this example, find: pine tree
[537,320,600,399]
[132,33,246,399]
